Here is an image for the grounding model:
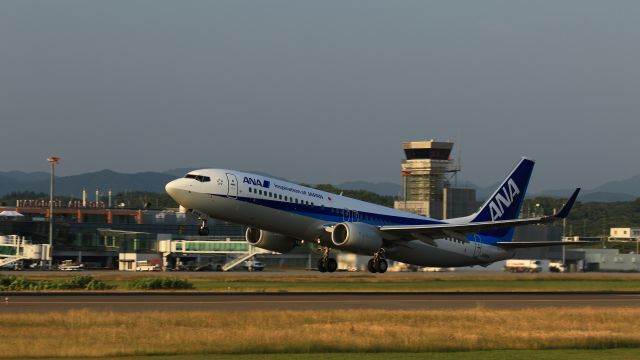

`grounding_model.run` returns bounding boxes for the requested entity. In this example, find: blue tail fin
[472,158,534,240]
